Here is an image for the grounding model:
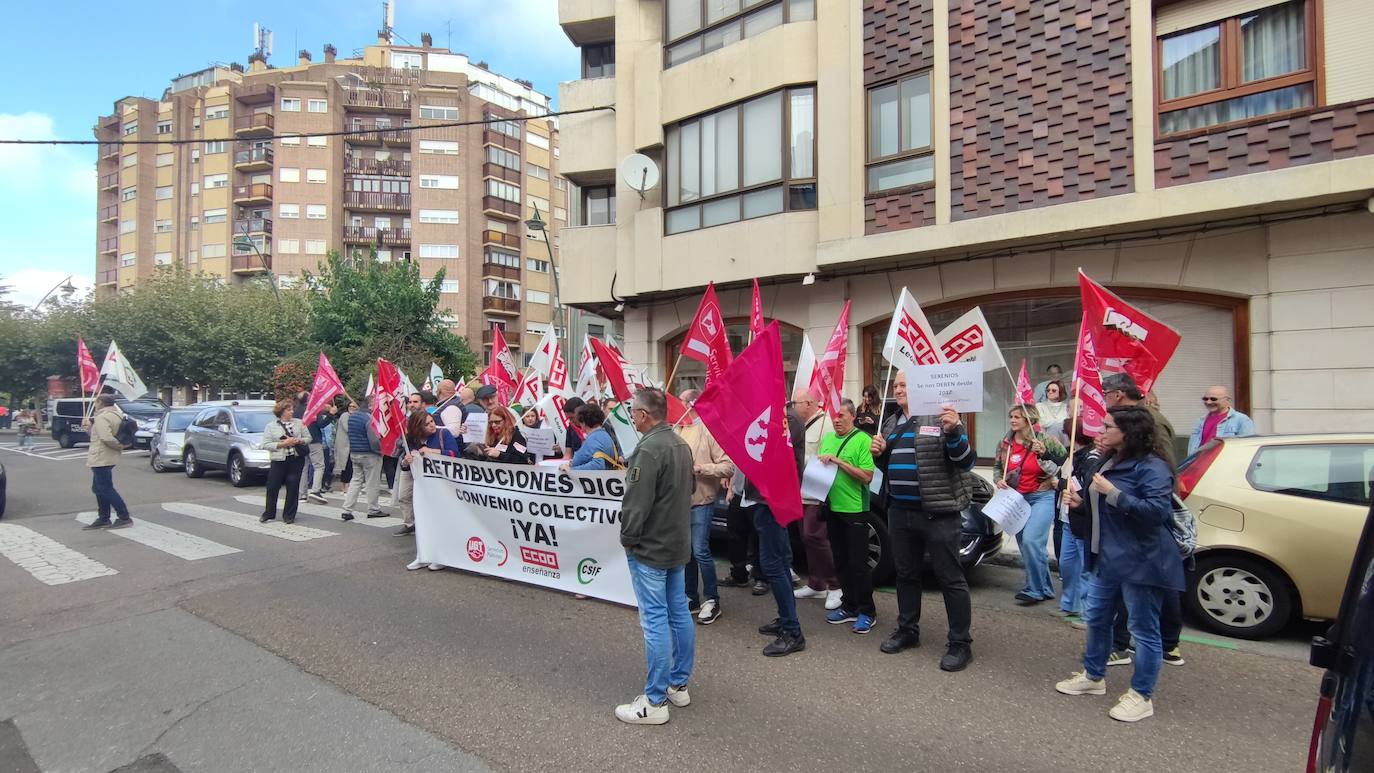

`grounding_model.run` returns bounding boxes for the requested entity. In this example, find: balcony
[233,145,274,171]
[99,205,118,223]
[99,143,119,160]
[235,217,273,235]
[482,229,521,250]
[344,155,411,176]
[99,237,118,254]
[235,83,275,105]
[482,262,521,281]
[559,78,618,179]
[234,113,274,137]
[342,226,412,246]
[97,269,118,286]
[231,253,271,274]
[99,173,119,191]
[482,296,522,316]
[482,162,521,184]
[482,129,521,152]
[233,183,273,204]
[483,196,521,220]
[346,121,412,147]
[558,0,615,46]
[344,191,411,212]
[345,89,412,113]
